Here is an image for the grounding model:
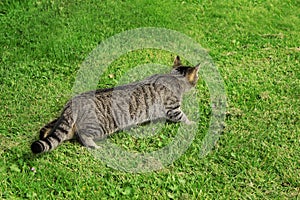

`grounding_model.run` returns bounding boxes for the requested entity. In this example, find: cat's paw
[185,120,196,125]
